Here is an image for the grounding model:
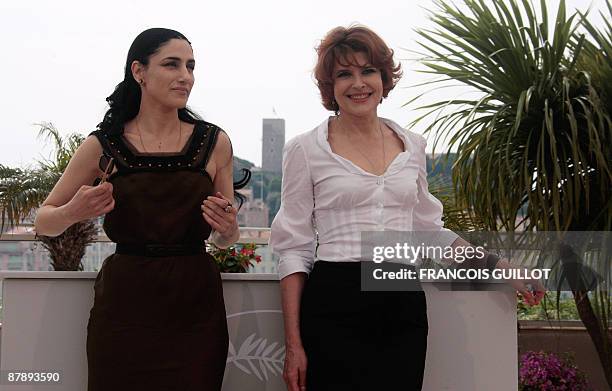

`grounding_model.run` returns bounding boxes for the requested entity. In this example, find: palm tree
[0,123,97,271]
[408,0,611,386]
